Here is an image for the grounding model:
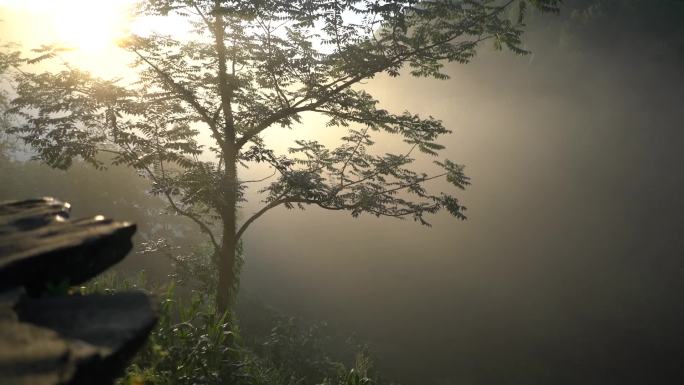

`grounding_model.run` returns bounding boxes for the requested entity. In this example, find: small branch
[235,1,511,148]
[378,173,446,196]
[235,73,366,148]
[163,189,221,252]
[336,143,418,191]
[235,196,289,241]
[132,148,221,252]
[192,2,214,34]
[339,127,368,186]
[240,169,277,184]
[258,17,291,108]
[131,48,224,149]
